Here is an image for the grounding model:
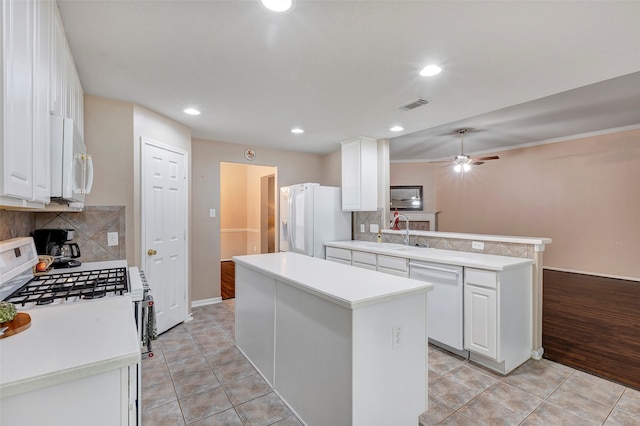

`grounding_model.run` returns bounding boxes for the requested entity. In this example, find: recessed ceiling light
[184,108,201,115]
[291,128,304,134]
[419,64,442,77]
[390,126,404,132]
[260,0,293,13]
